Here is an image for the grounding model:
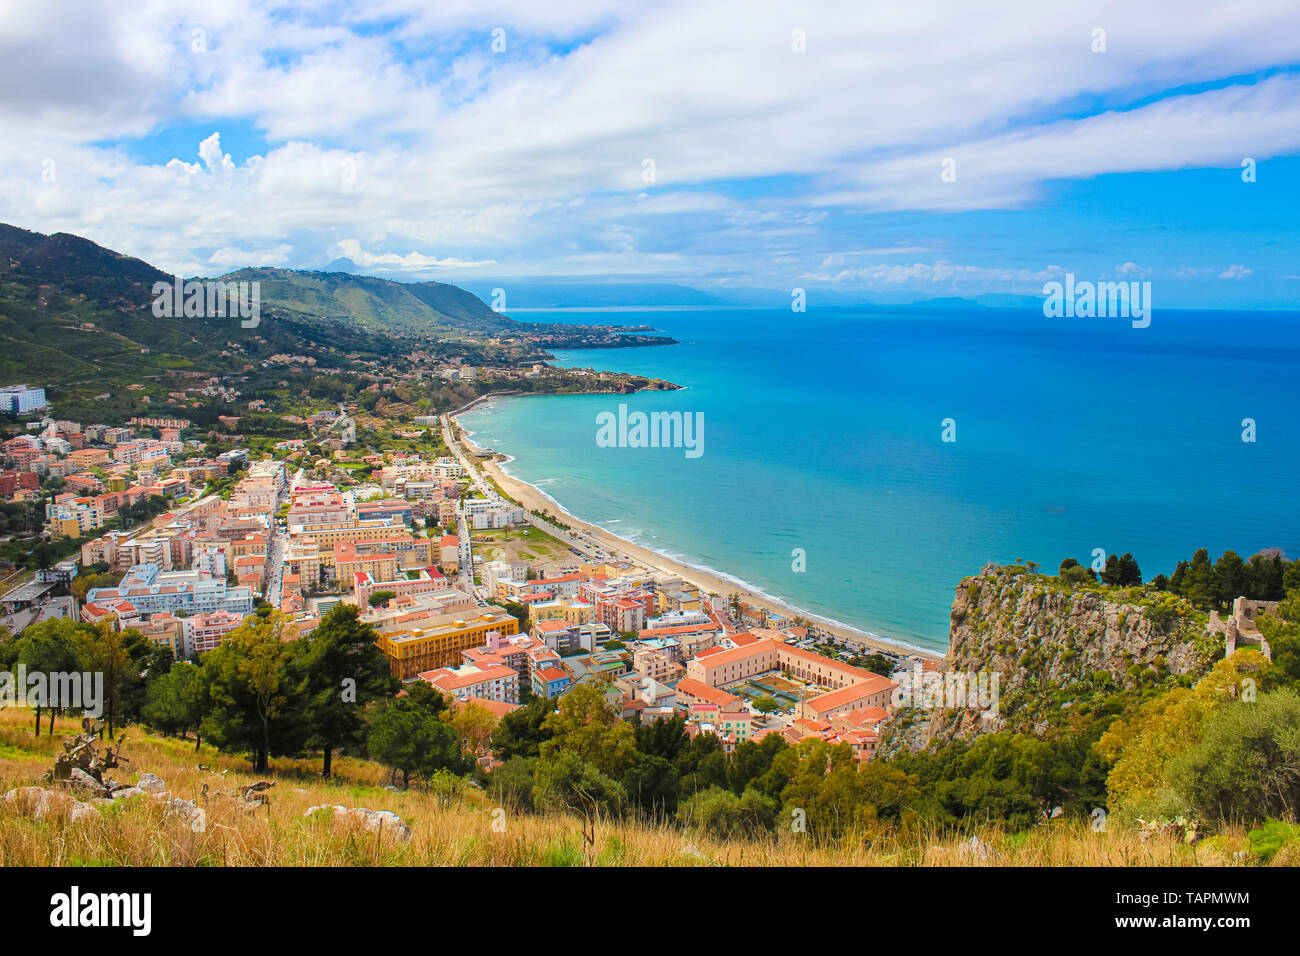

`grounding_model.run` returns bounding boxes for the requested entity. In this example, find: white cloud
[334,239,498,271]
[803,259,1064,293]
[1115,262,1152,278]
[167,132,238,176]
[0,0,1297,288]
[1219,264,1254,279]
